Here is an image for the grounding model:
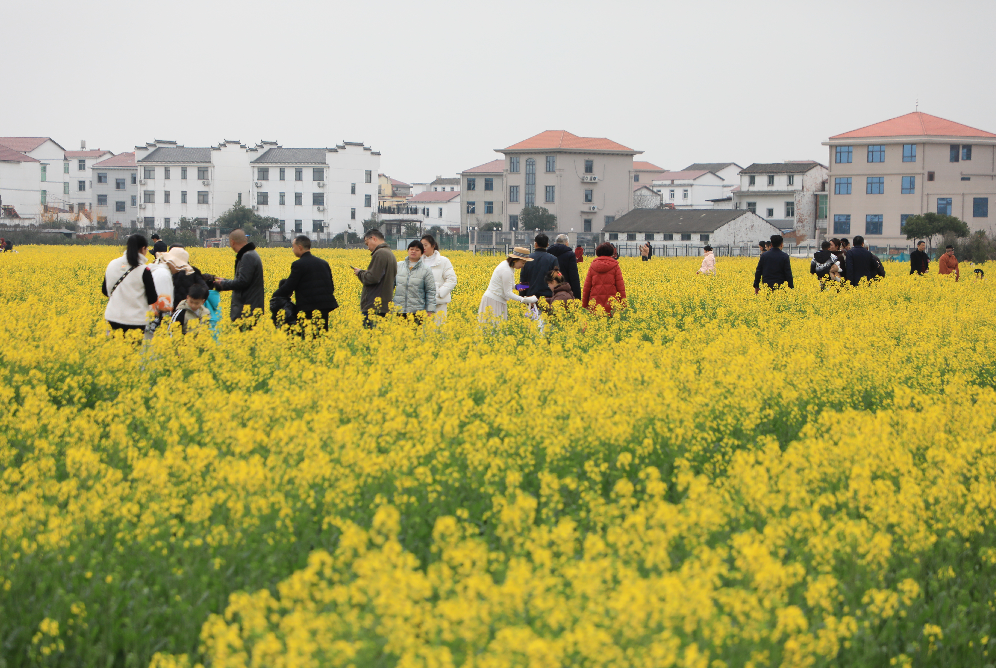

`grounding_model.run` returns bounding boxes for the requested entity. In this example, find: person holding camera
[478,247,539,320]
